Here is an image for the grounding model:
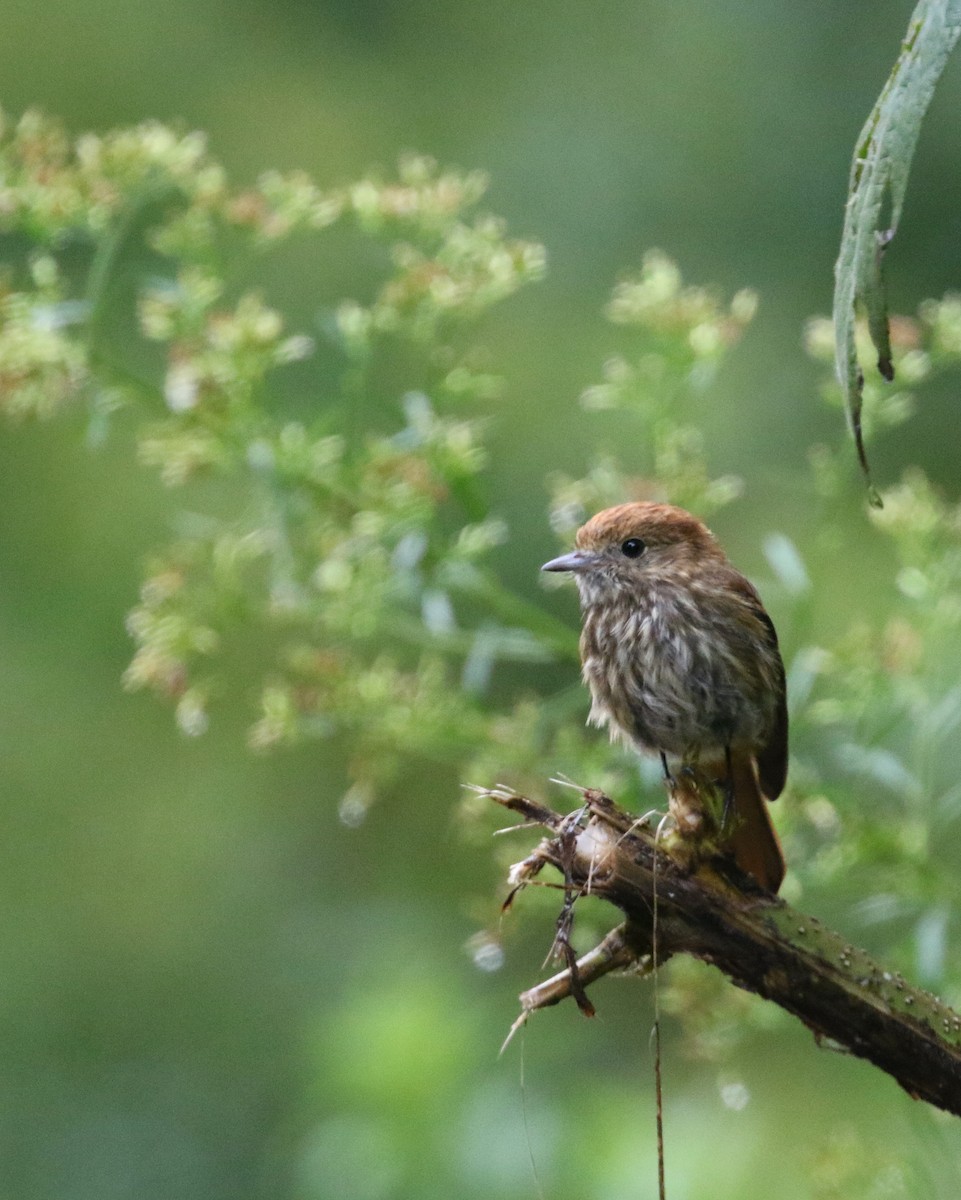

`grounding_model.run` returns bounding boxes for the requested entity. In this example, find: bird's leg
[657,753,676,801]
[721,744,736,830]
[662,752,701,838]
